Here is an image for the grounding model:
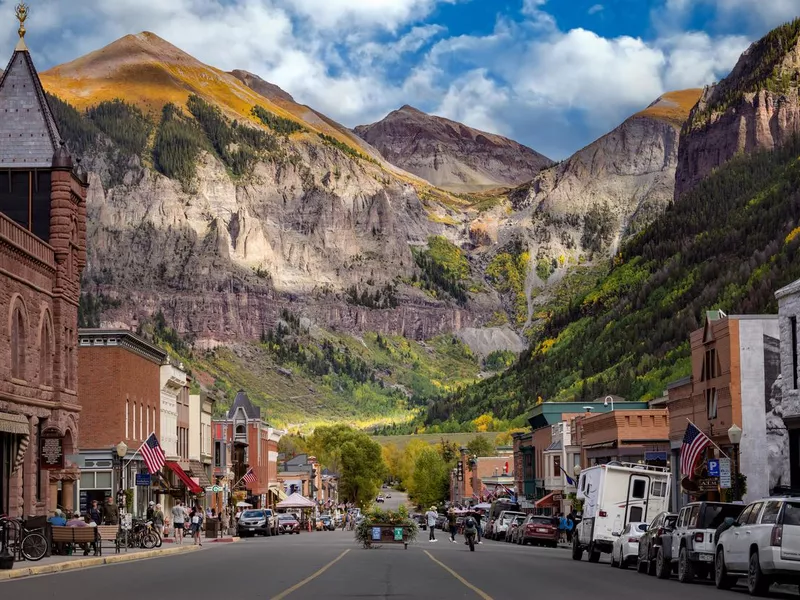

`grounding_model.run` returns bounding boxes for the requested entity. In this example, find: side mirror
[612,531,620,537]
